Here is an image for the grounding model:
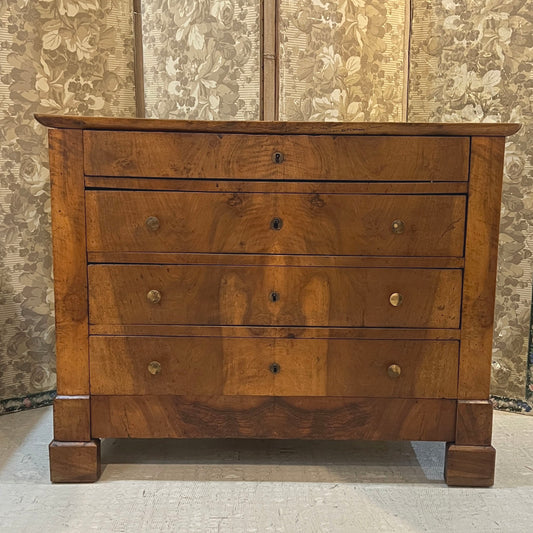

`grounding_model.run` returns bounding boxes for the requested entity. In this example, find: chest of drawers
[36,115,519,485]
